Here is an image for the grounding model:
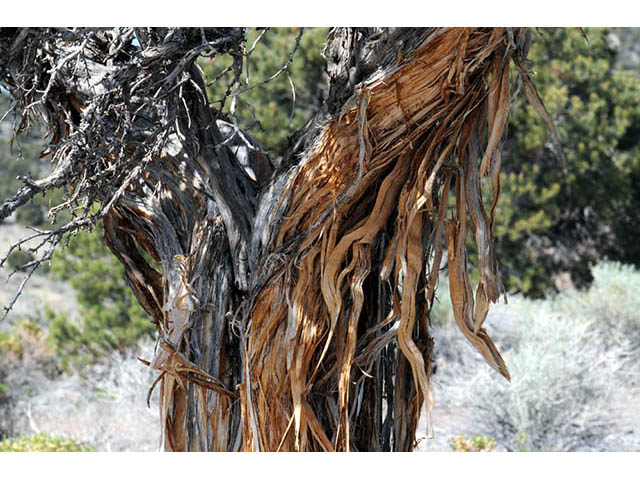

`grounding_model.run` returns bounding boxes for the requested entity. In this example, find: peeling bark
[0,27,534,451]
